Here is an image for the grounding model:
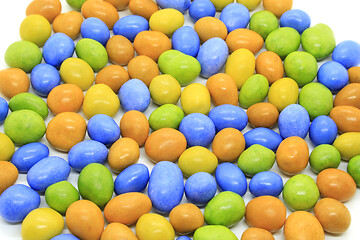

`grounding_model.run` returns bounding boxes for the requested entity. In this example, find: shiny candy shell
[108,138,140,173]
[113,15,149,42]
[194,17,227,43]
[284,211,324,240]
[268,77,299,112]
[87,114,120,146]
[212,128,245,162]
[128,0,159,20]
[119,79,150,113]
[106,35,135,66]
[0,132,15,161]
[206,73,238,106]
[334,83,360,109]
[101,223,137,240]
[149,8,184,36]
[47,84,84,115]
[0,161,18,195]
[127,55,159,87]
[26,0,62,23]
[134,31,172,62]
[333,132,360,161]
[0,68,30,99]
[81,0,119,29]
[169,203,204,234]
[181,83,211,115]
[53,11,83,39]
[329,106,360,133]
[215,162,247,196]
[60,58,94,91]
[255,51,284,85]
[149,74,181,105]
[241,228,275,240]
[185,172,217,206]
[208,104,248,132]
[11,142,49,173]
[95,65,129,93]
[114,163,149,195]
[136,213,175,240]
[247,102,279,128]
[226,28,263,54]
[120,110,149,146]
